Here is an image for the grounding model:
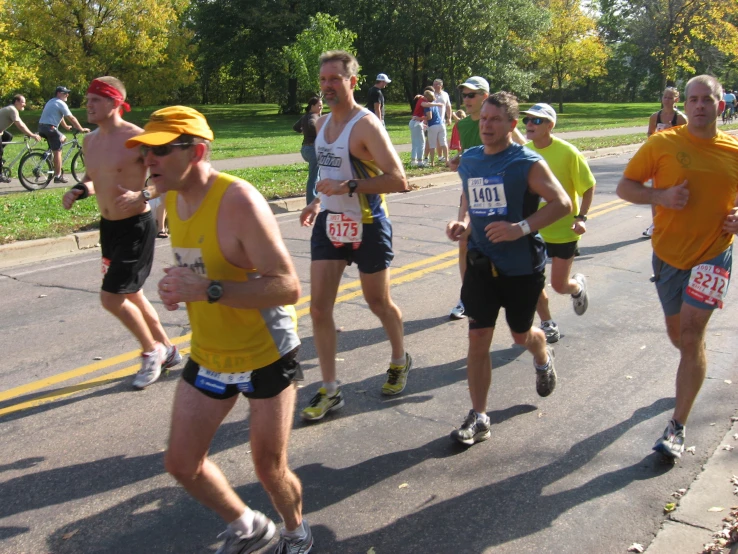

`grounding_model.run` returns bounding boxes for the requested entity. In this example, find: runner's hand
[448,155,460,171]
[572,220,586,235]
[114,184,146,214]
[300,202,320,227]
[723,207,738,235]
[657,180,689,210]
[446,220,467,241]
[485,221,524,243]
[158,266,208,310]
[62,188,83,210]
[316,178,347,196]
